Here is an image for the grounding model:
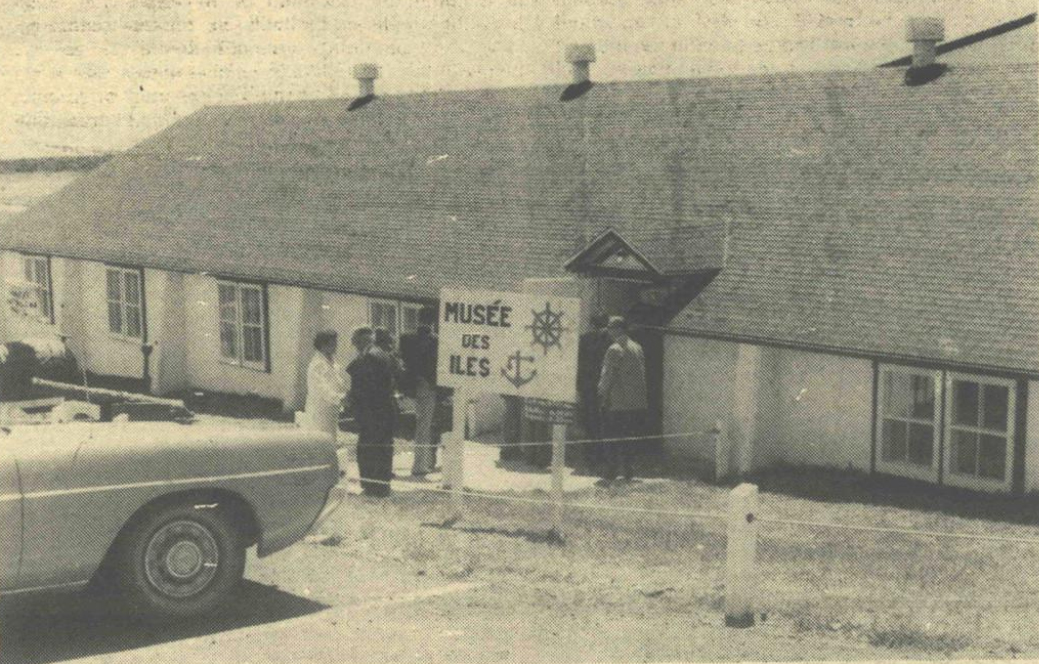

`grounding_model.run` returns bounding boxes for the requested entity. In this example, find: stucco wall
[663,335,873,473]
[772,350,873,471]
[662,335,739,463]
[183,275,308,406]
